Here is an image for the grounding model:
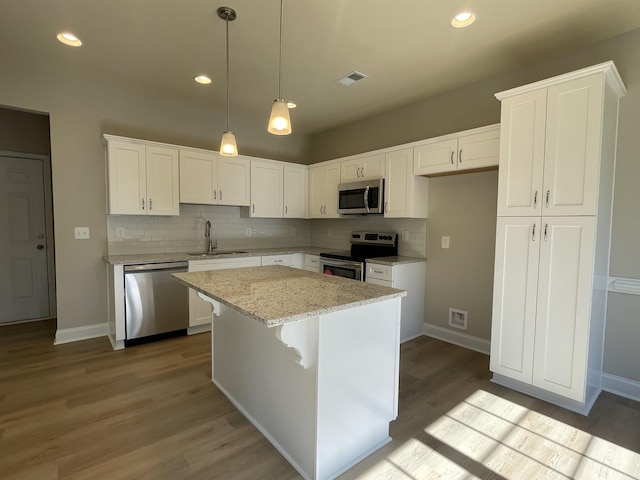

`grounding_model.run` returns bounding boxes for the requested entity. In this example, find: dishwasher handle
[124,262,188,272]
